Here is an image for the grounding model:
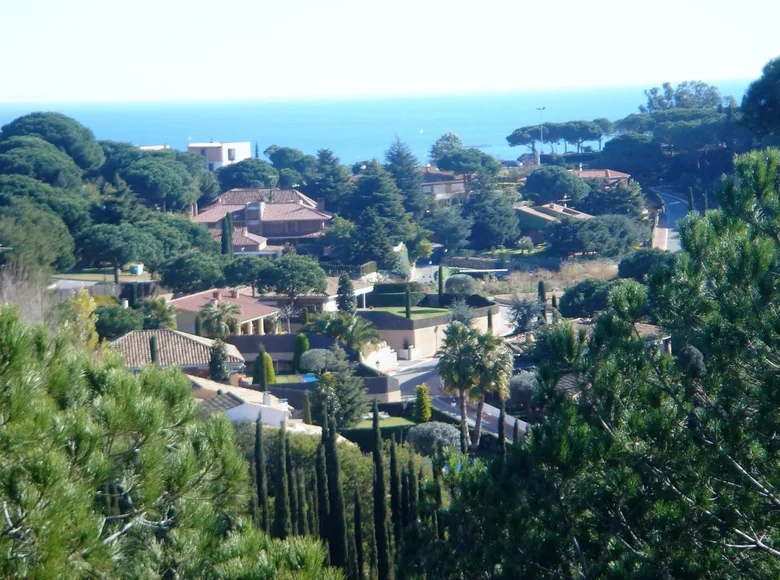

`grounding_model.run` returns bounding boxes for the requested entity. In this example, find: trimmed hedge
[341,423,414,453]
[368,292,426,308]
[373,282,425,294]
